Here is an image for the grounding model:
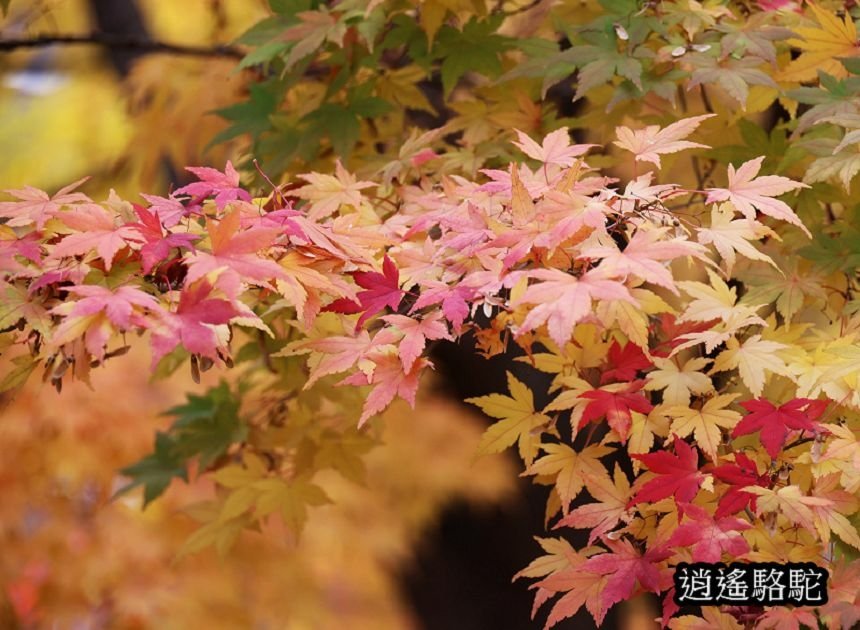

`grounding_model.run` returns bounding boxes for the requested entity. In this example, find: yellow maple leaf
[665,393,742,461]
[467,371,551,465]
[779,3,860,82]
[526,443,612,514]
